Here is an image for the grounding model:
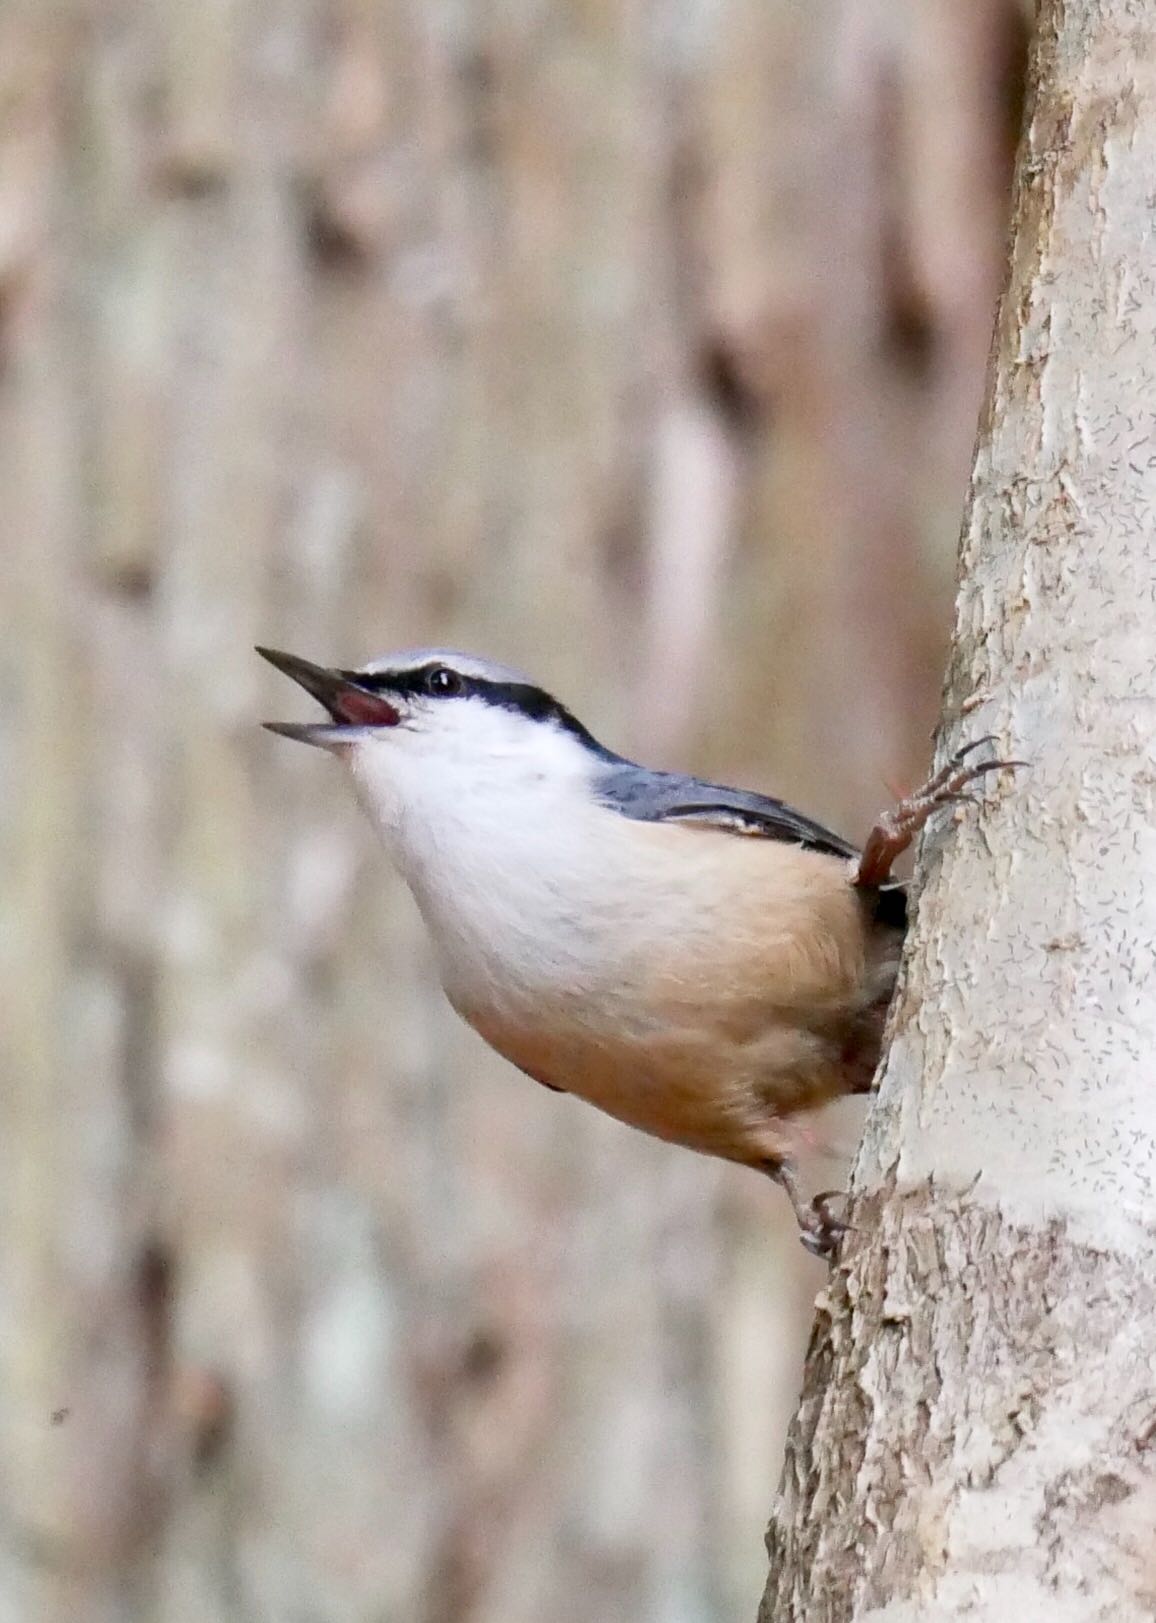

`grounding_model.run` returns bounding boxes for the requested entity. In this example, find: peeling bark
[763,3,1156,1618]
[0,2,1017,1618]
[766,1190,1156,1620]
